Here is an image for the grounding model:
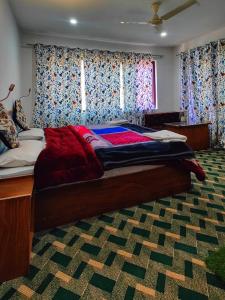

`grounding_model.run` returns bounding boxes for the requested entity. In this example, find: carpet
[0,150,225,299]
